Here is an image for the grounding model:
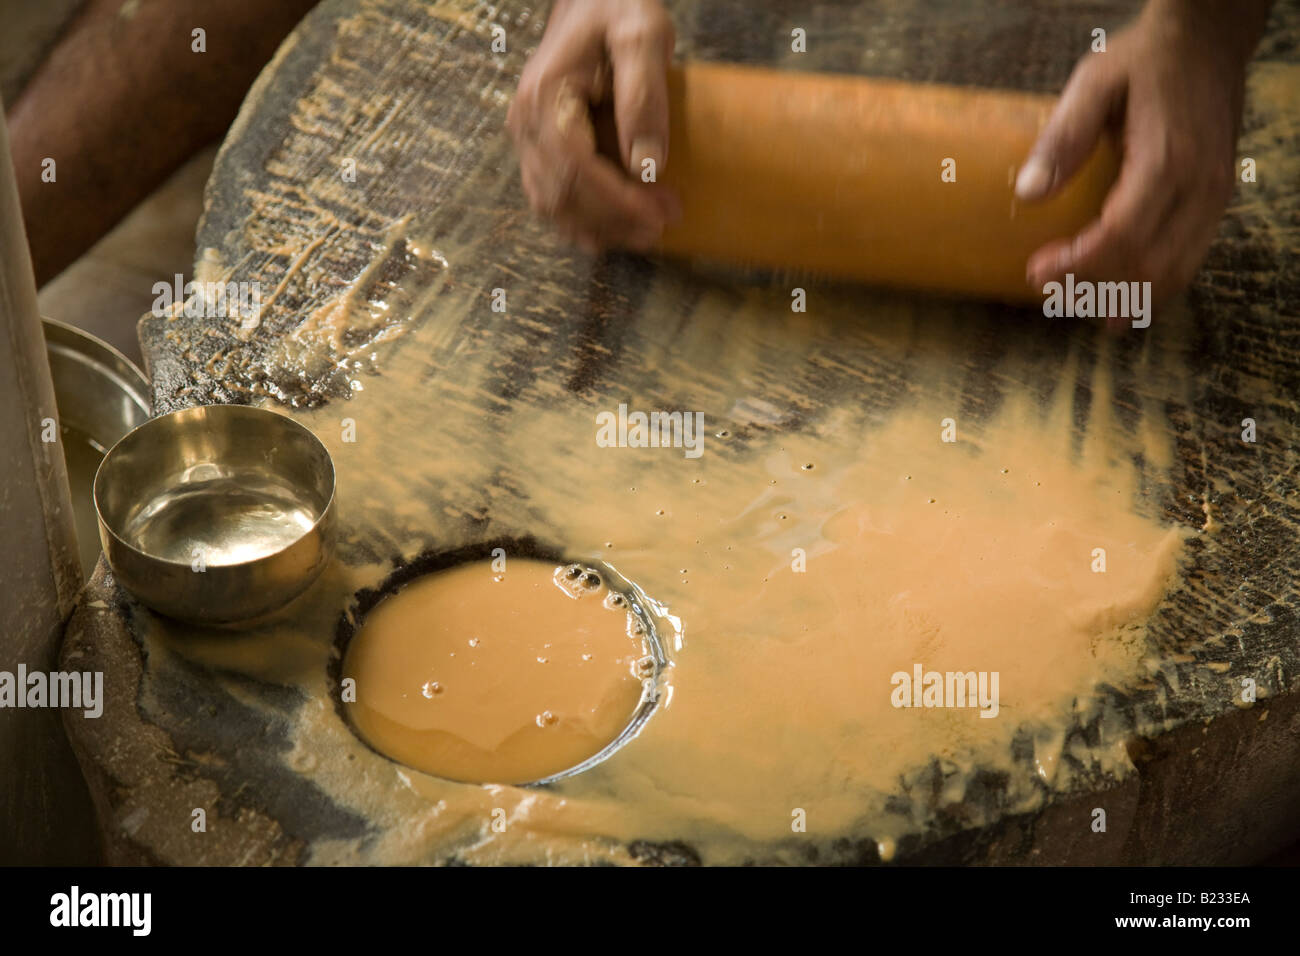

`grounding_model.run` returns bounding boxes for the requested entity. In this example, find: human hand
[507,0,681,254]
[1015,0,1270,303]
